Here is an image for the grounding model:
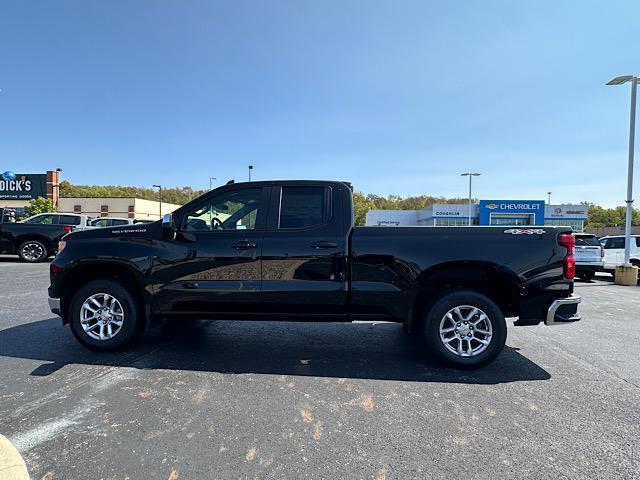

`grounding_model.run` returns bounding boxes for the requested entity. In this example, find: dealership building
[366,200,588,232]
